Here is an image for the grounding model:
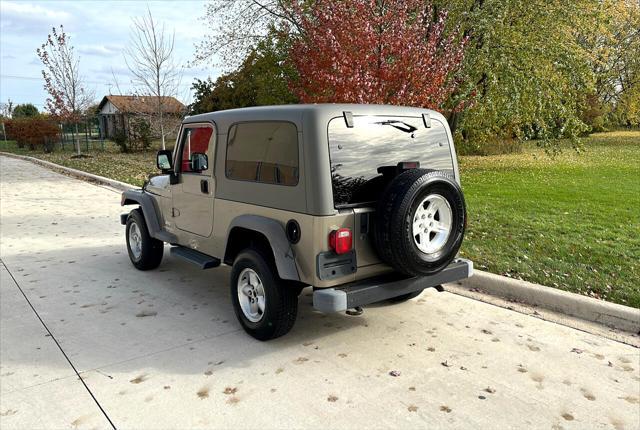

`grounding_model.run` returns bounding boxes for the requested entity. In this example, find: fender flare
[224,214,300,282]
[121,189,173,242]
